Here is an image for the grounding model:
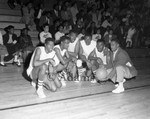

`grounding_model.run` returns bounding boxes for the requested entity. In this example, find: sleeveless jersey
[80,40,96,58]
[54,45,67,66]
[95,48,107,65]
[27,47,55,76]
